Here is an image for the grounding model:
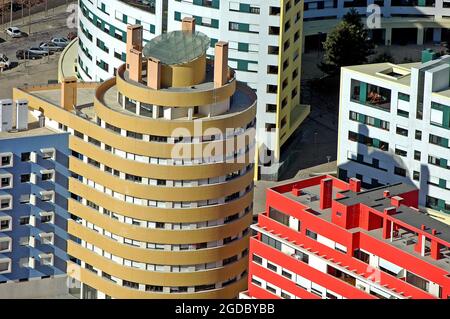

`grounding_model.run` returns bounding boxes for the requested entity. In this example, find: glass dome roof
[143,30,210,65]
